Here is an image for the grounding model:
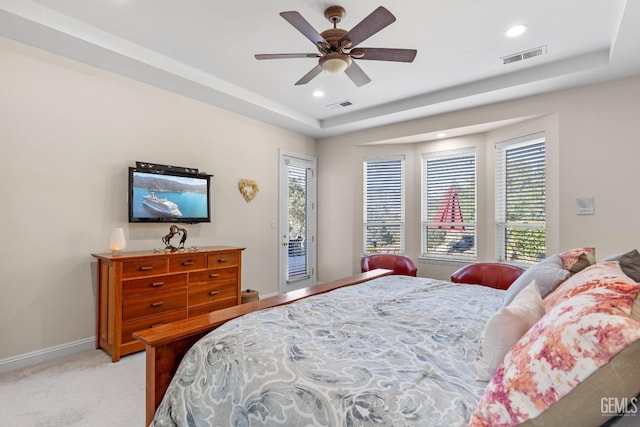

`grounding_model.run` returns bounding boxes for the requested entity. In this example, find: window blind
[363,156,405,254]
[288,165,309,279]
[495,133,546,264]
[422,148,476,259]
